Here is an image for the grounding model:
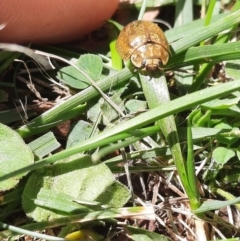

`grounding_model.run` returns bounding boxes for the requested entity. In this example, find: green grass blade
[172,10,240,54]
[2,78,240,181]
